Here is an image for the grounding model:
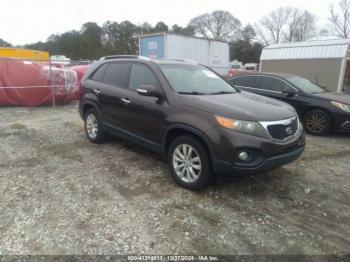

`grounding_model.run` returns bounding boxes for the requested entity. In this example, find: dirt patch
[9,123,27,129]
